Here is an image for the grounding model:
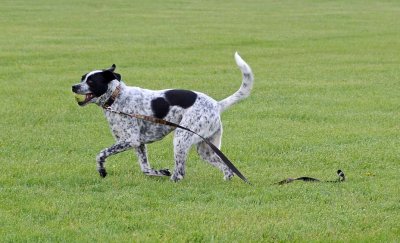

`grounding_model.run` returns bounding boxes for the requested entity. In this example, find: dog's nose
[72,85,79,93]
